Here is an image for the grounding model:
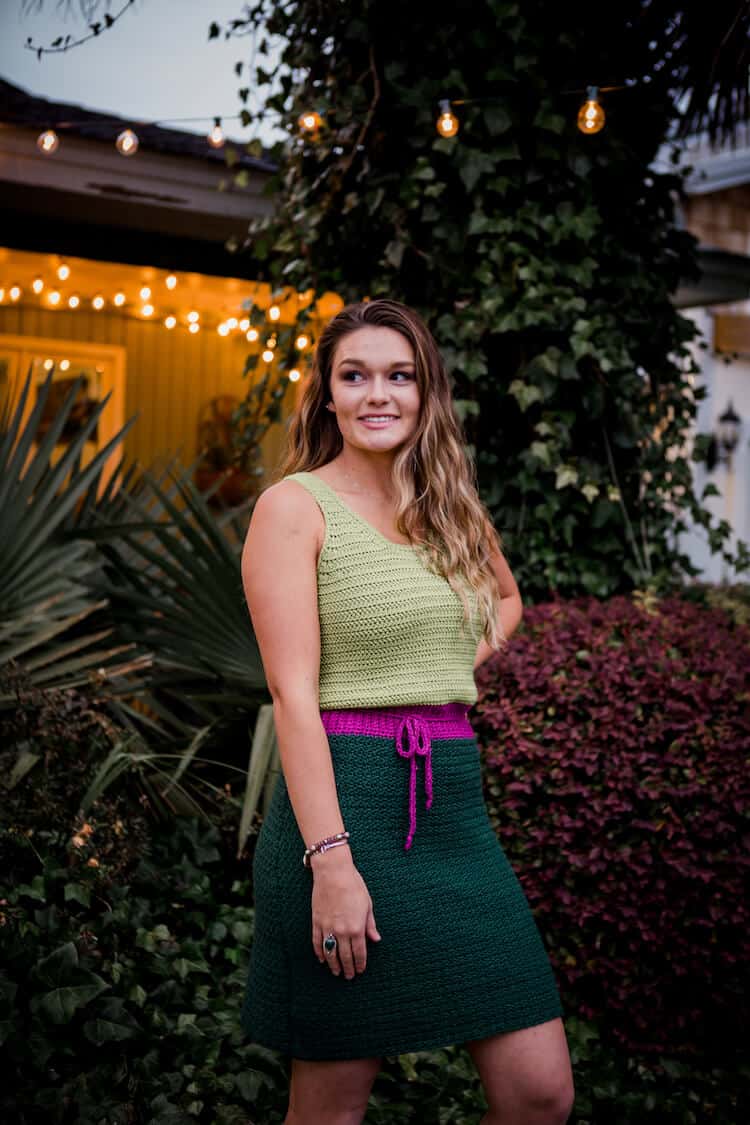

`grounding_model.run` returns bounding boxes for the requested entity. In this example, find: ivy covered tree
[216,0,750,601]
